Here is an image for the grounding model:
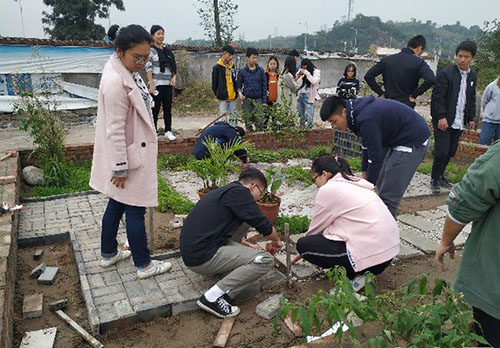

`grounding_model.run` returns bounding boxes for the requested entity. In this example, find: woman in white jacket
[296,58,320,128]
[479,75,500,145]
[281,56,301,112]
